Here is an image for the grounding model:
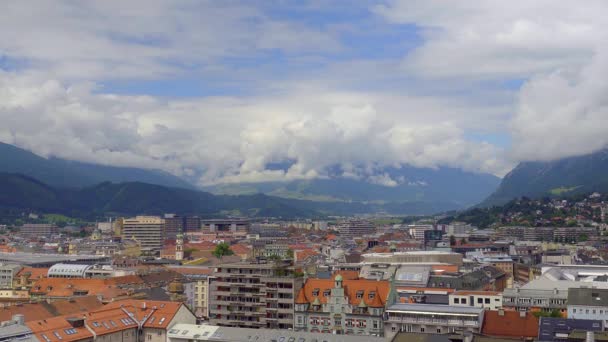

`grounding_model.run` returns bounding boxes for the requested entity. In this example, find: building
[184,216,201,232]
[122,216,164,254]
[503,287,568,316]
[19,223,58,236]
[168,266,214,318]
[209,261,303,329]
[26,300,195,342]
[0,252,109,268]
[384,303,484,335]
[567,287,608,326]
[0,315,36,342]
[202,219,249,233]
[408,225,436,240]
[337,220,375,238]
[0,264,21,289]
[163,214,183,238]
[538,317,604,342]
[293,274,393,336]
[47,264,119,279]
[481,310,539,340]
[361,251,463,266]
[167,324,388,342]
[449,291,502,310]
